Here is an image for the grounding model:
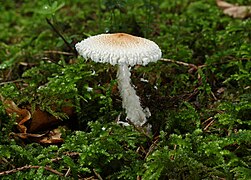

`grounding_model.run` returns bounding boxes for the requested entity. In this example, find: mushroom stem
[117,64,147,127]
